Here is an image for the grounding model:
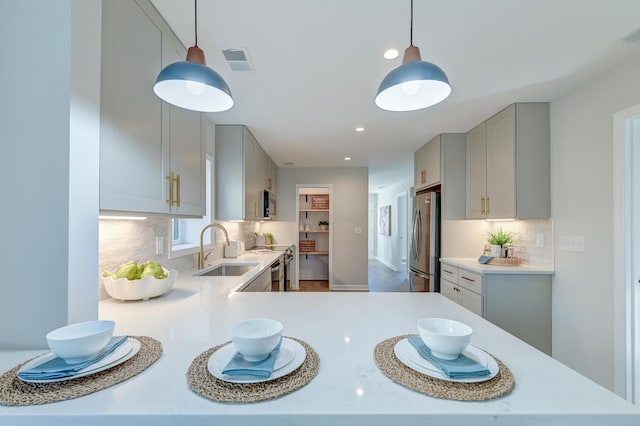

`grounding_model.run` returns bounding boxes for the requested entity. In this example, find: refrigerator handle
[412,270,430,280]
[415,208,422,260]
[411,208,417,260]
[429,192,437,275]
